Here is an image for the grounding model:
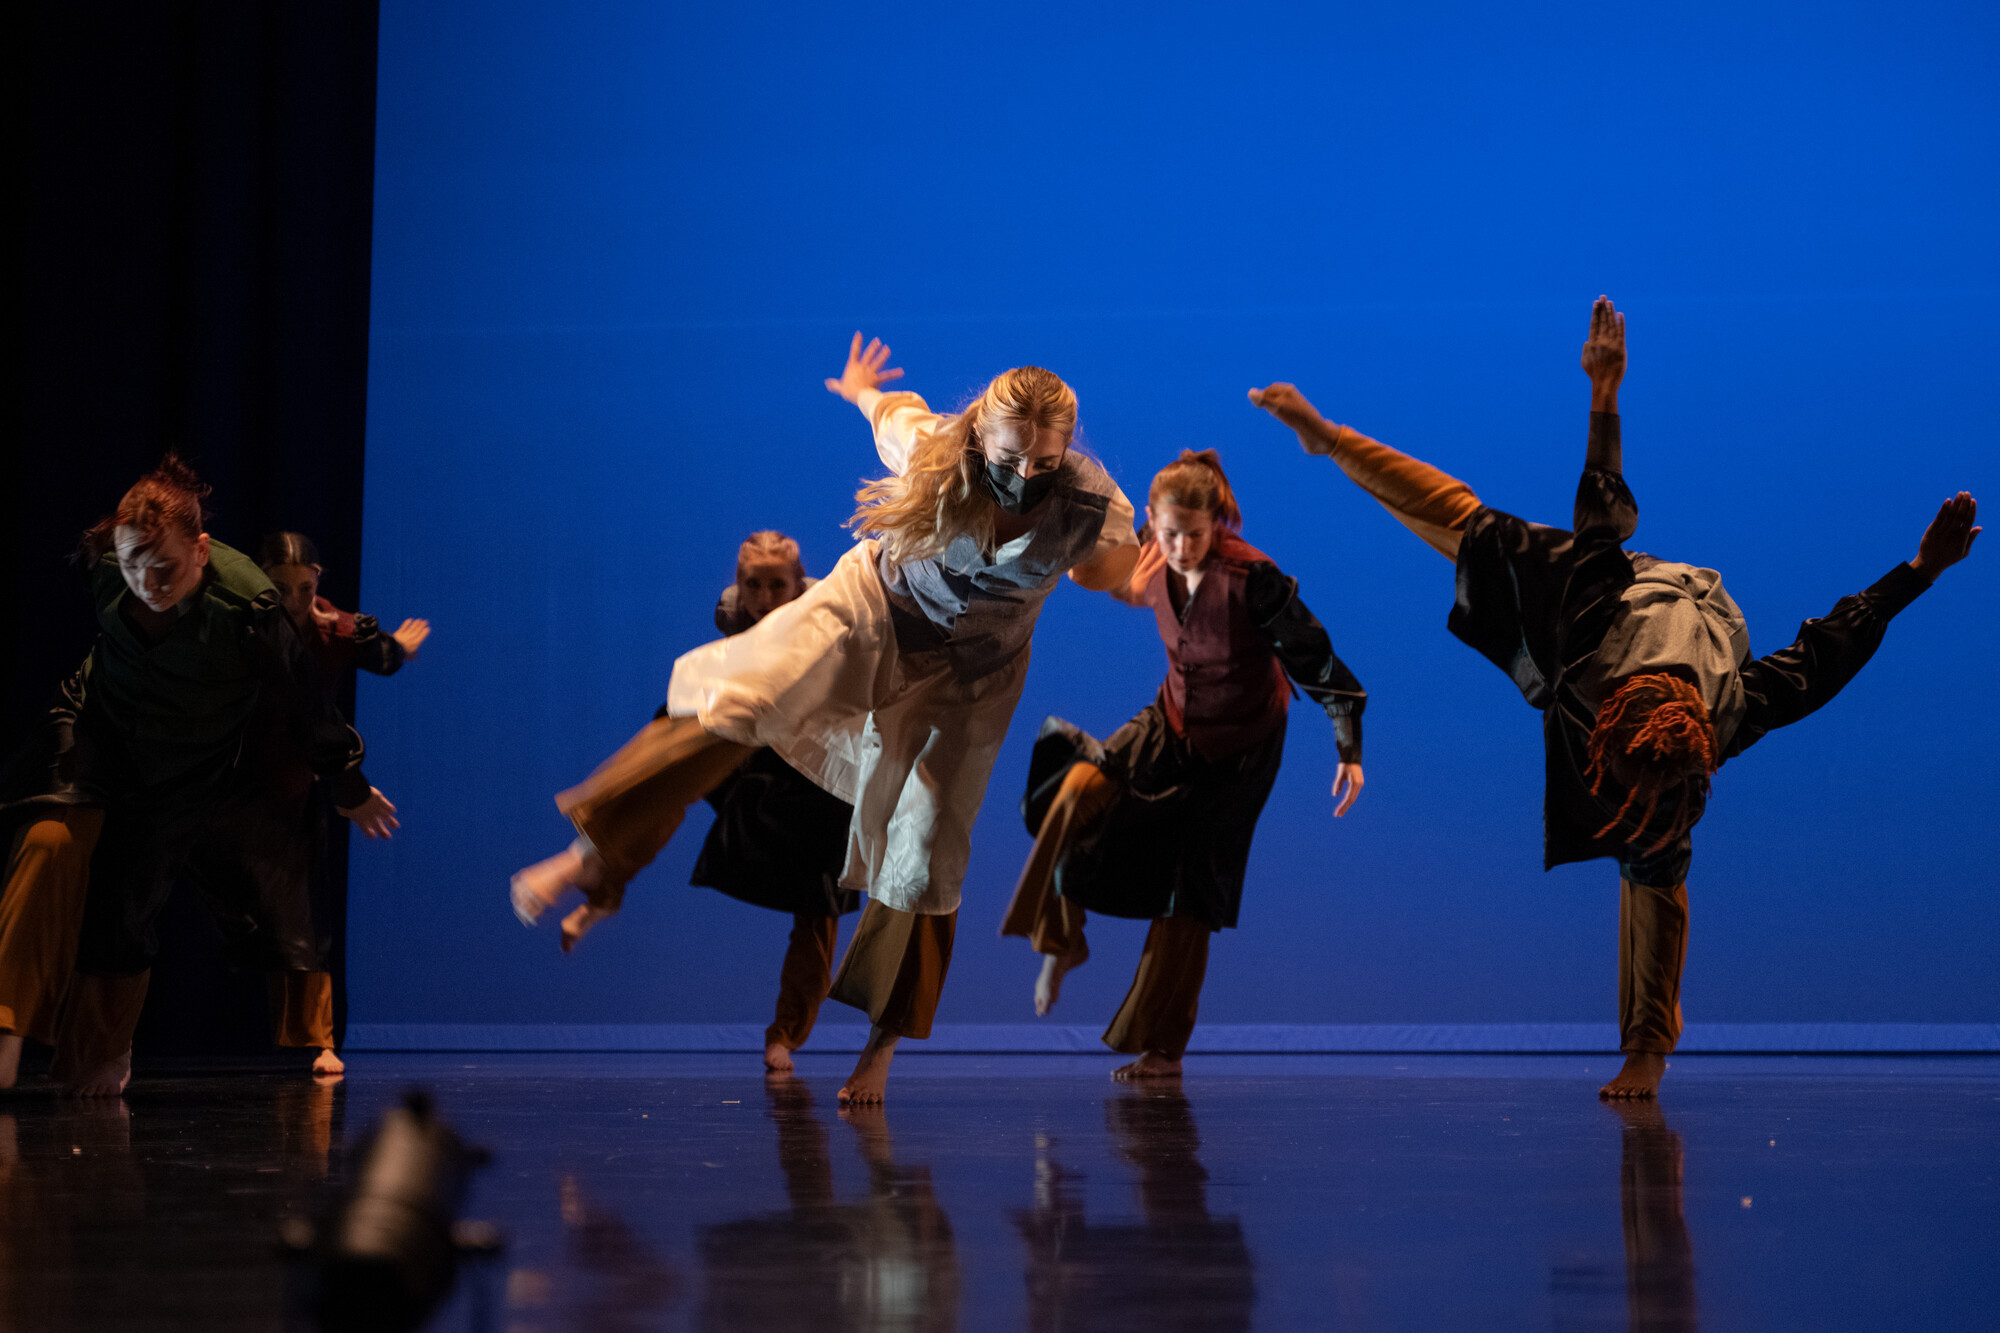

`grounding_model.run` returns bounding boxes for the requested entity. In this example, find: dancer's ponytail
[1148,449,1241,530]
